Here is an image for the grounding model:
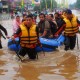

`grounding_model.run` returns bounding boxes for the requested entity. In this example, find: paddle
[11,39,23,62]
